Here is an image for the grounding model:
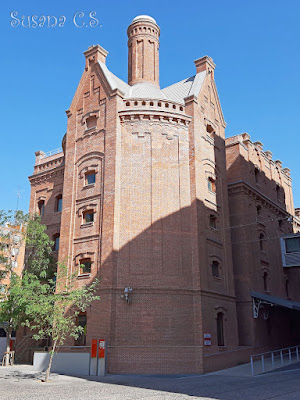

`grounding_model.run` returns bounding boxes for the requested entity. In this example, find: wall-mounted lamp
[121,287,133,304]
